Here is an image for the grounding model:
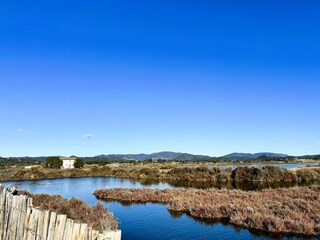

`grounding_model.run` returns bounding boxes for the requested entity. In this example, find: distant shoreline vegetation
[0,161,319,188]
[1,151,320,168]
